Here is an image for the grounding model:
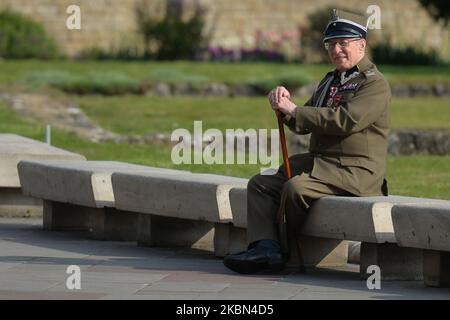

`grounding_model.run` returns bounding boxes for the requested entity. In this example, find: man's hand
[273,96,298,118]
[268,86,290,107]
